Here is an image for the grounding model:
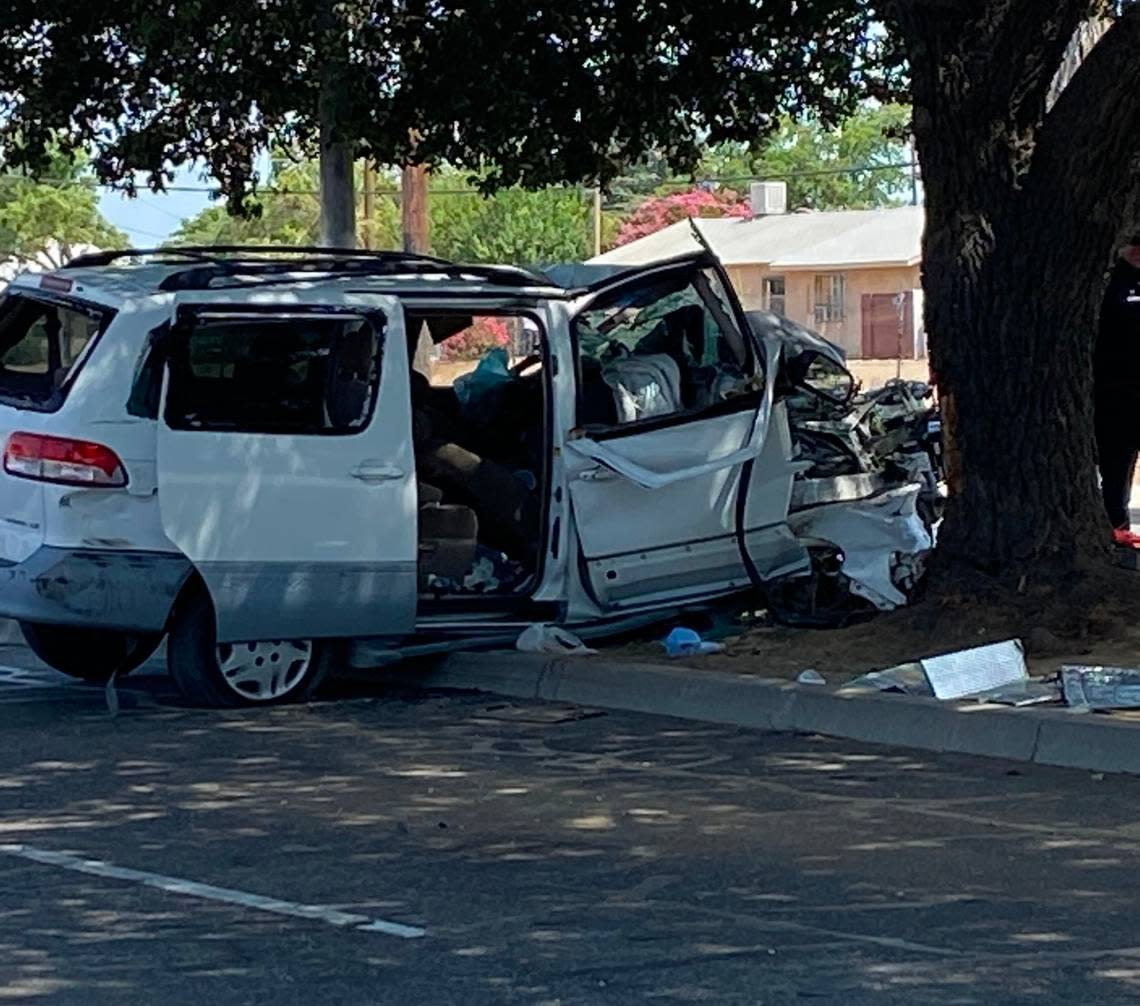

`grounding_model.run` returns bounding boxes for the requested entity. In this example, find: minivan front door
[566,257,808,610]
[157,290,417,643]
